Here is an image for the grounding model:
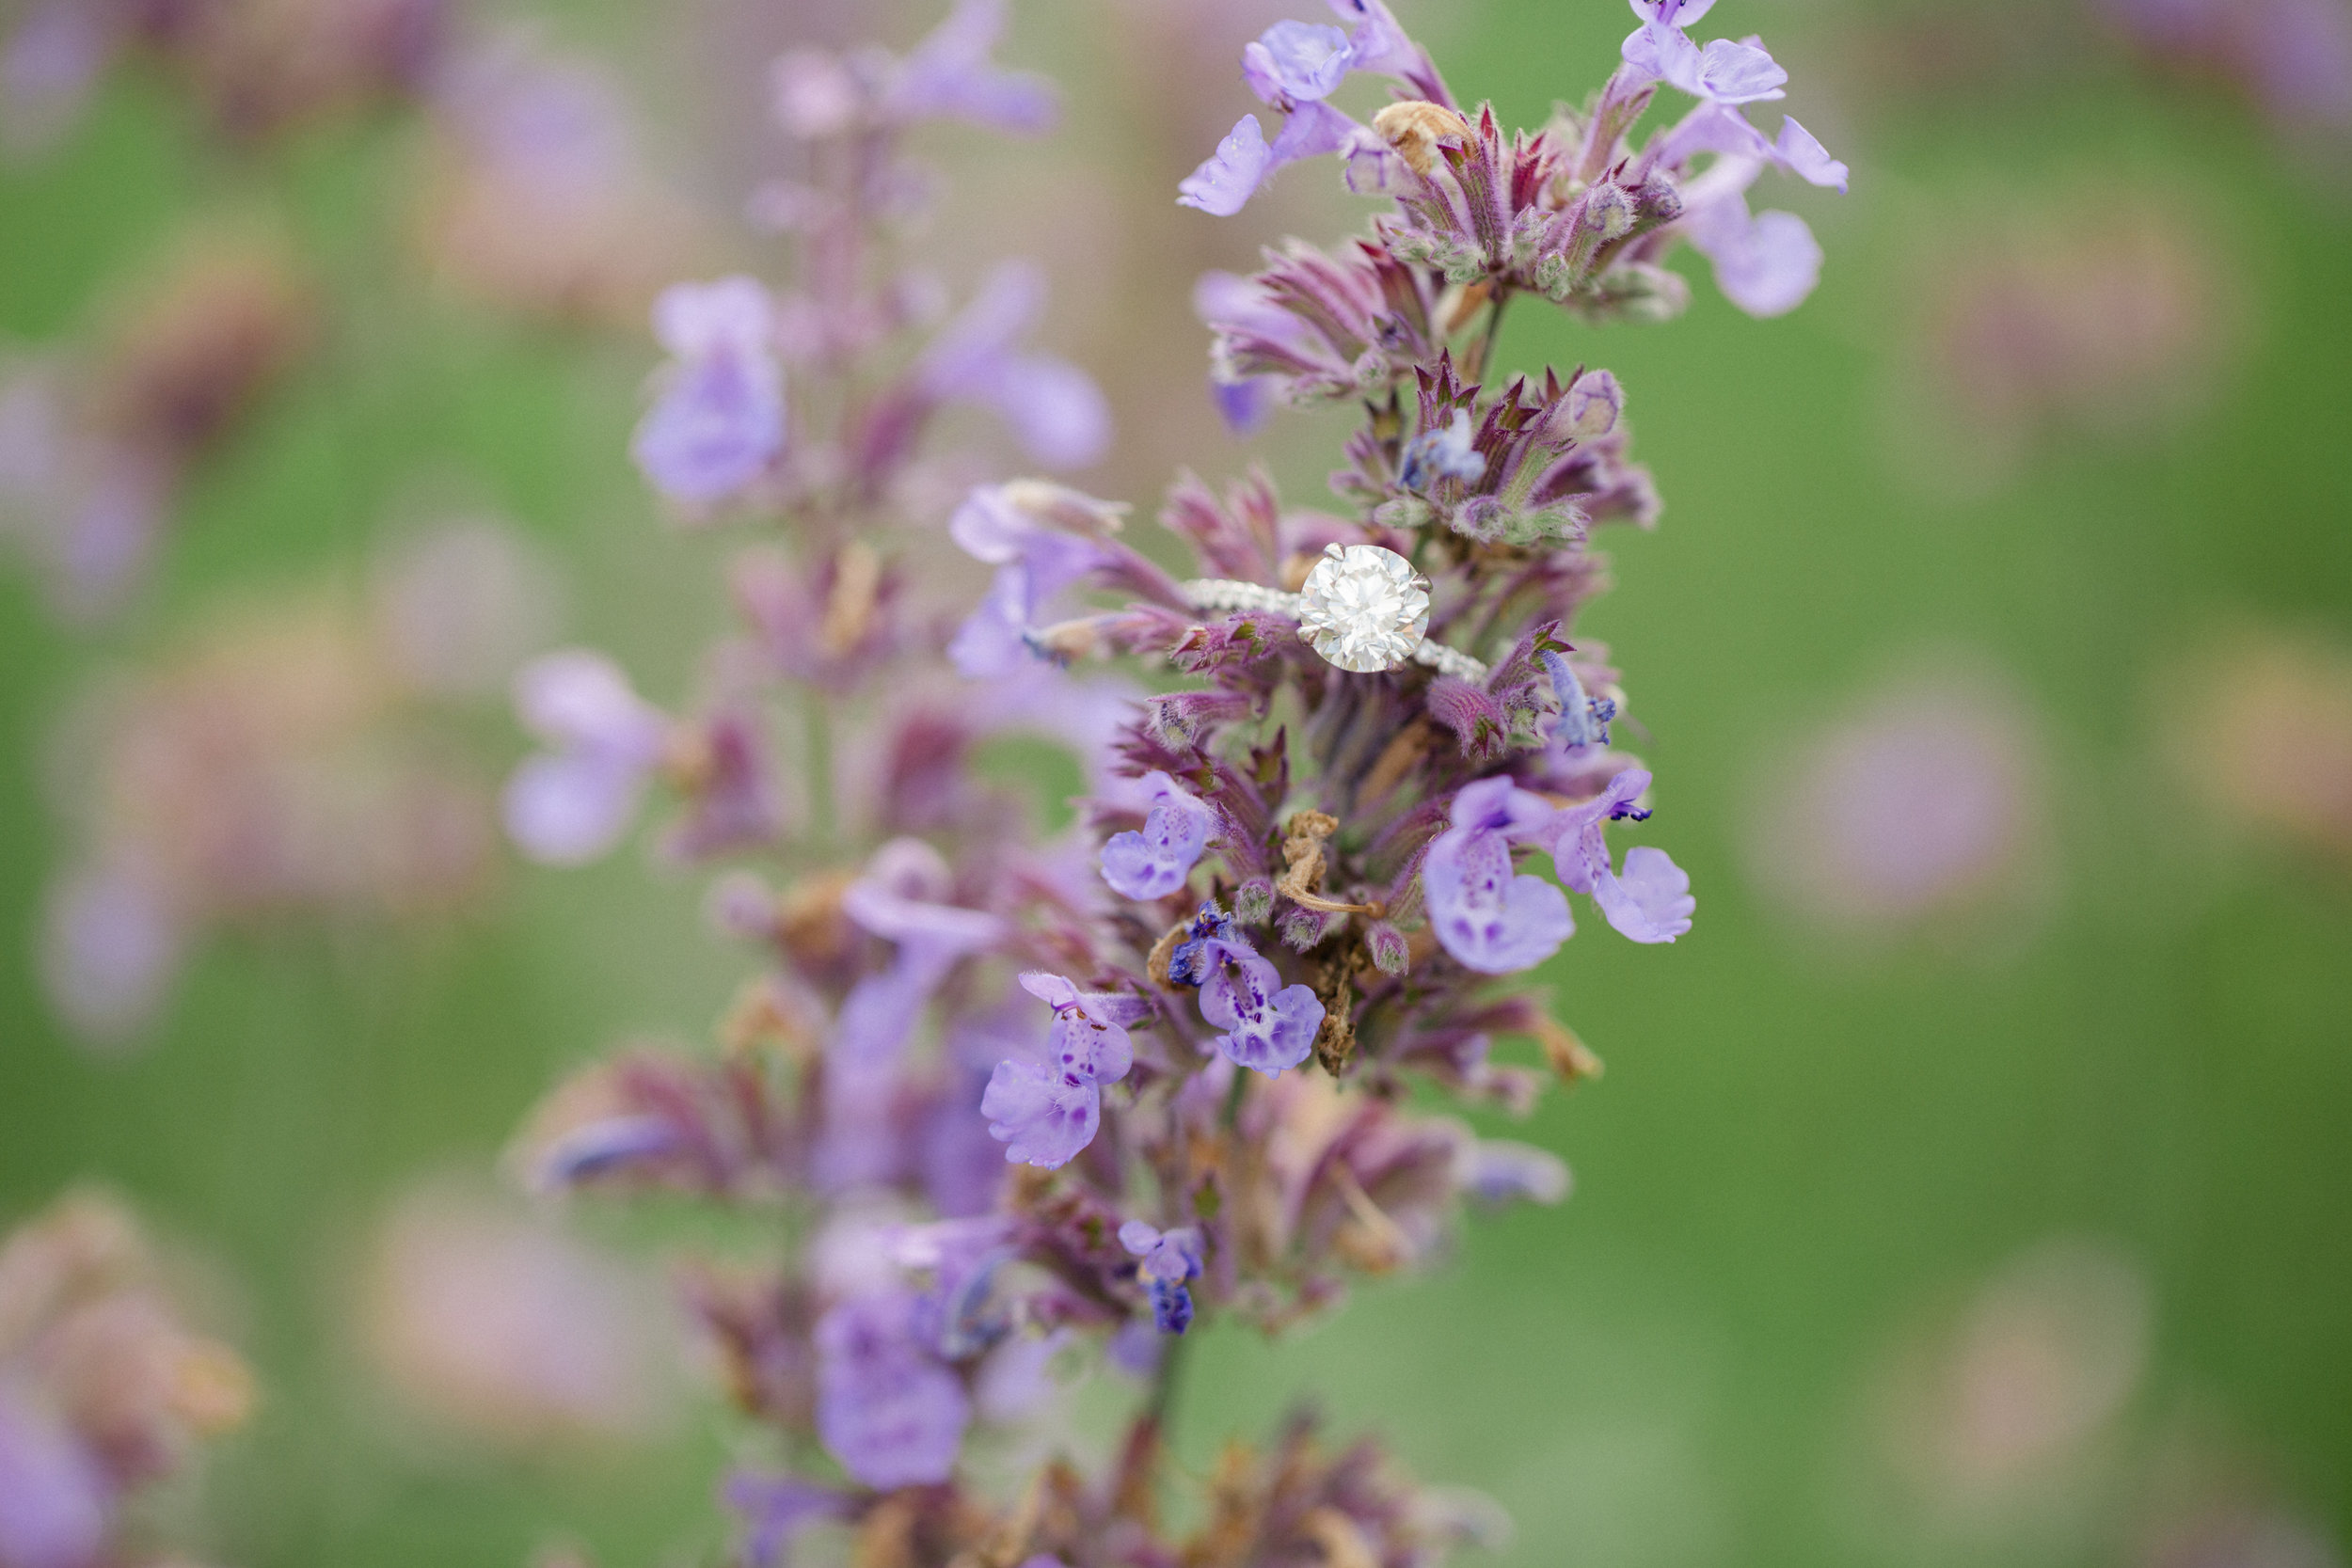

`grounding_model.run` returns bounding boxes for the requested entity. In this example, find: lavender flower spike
[1101,770,1216,899]
[1547,768,1697,943]
[1424,776,1577,974]
[981,973,1140,1168]
[631,277,786,507]
[503,650,671,864]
